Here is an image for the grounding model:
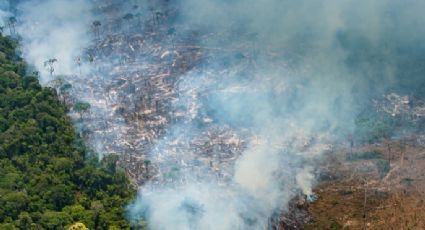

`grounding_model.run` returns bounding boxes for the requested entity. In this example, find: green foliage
[354,110,395,144]
[346,150,382,161]
[330,221,342,230]
[73,102,90,119]
[67,222,89,230]
[0,35,136,229]
[354,106,417,145]
[59,83,72,95]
